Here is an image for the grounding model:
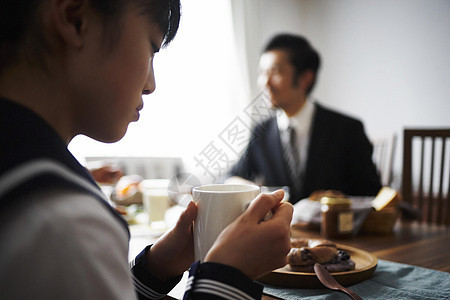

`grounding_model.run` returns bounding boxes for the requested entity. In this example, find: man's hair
[263,33,320,94]
[0,0,181,74]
